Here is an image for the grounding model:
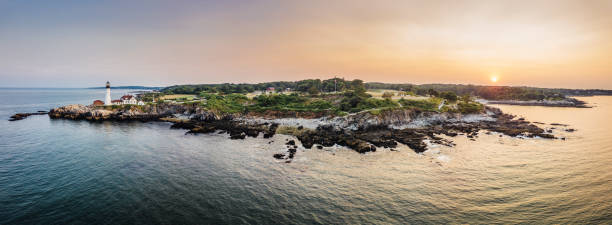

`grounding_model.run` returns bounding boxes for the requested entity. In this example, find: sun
[490,76,498,83]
